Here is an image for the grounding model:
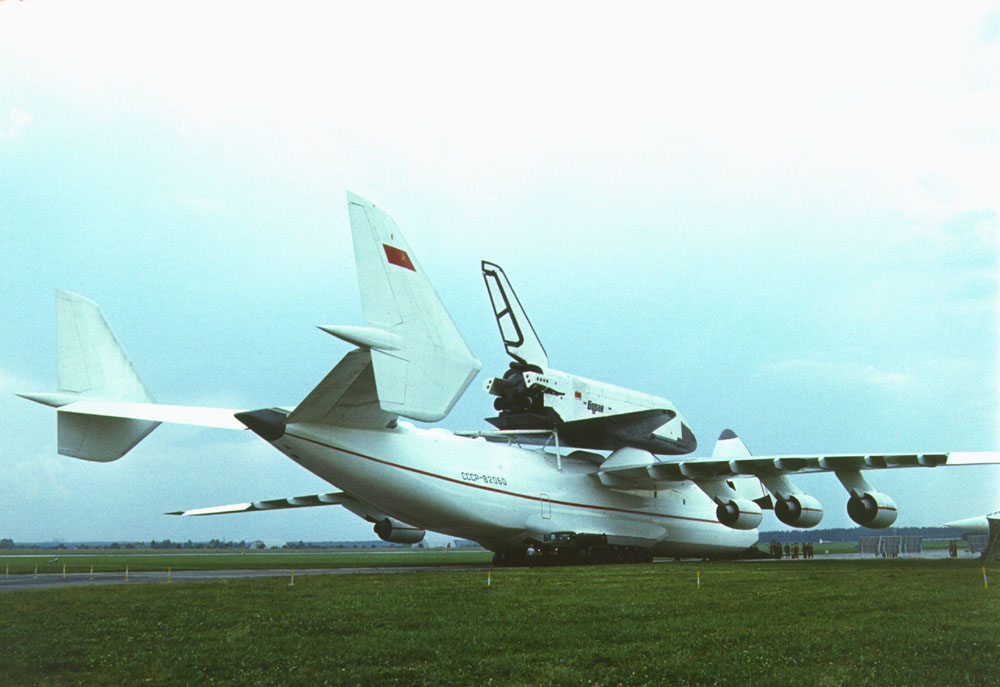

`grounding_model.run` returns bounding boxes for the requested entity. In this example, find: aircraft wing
[597,448,1000,489]
[167,490,428,543]
[167,490,389,522]
[944,509,1000,532]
